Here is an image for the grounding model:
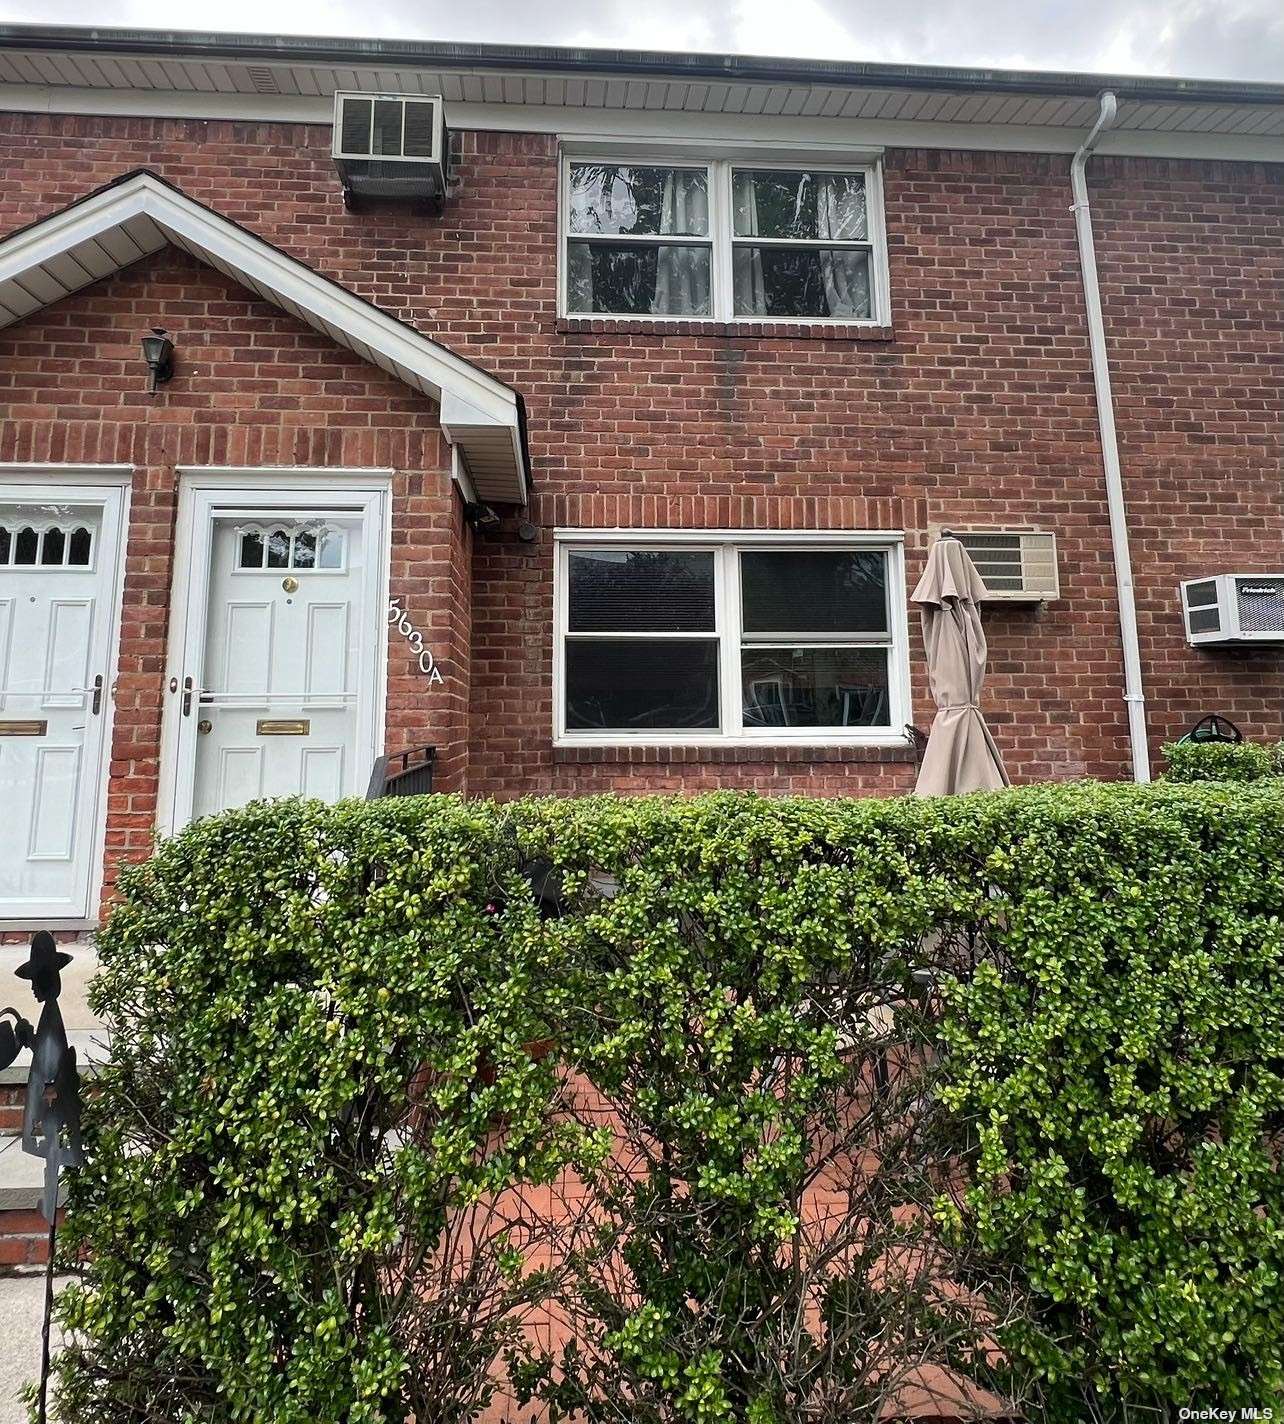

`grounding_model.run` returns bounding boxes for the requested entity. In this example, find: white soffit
[0,169,528,504]
[0,44,1281,160]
